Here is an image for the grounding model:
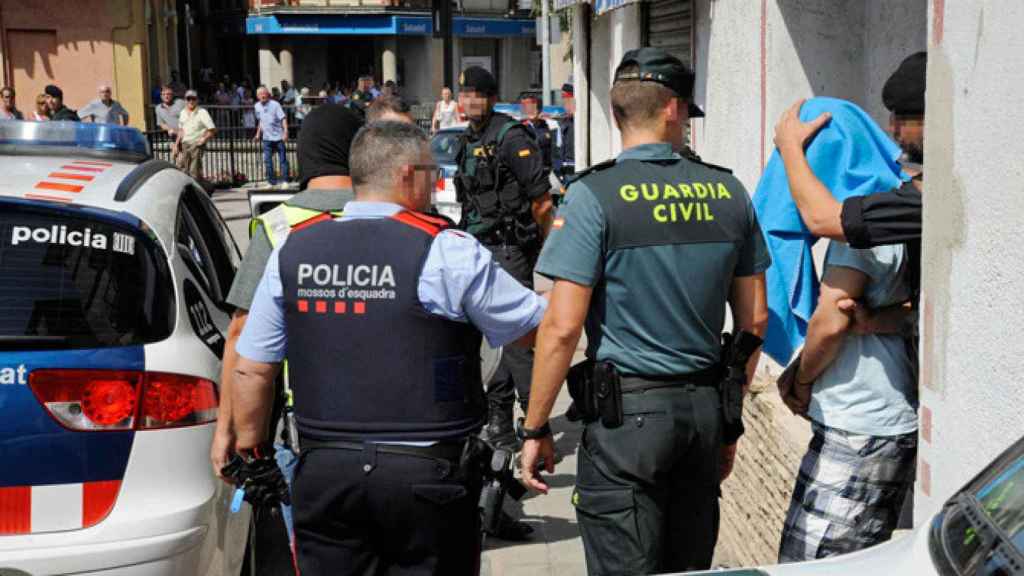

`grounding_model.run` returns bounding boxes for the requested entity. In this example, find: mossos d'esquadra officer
[229,121,548,575]
[520,48,771,575]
